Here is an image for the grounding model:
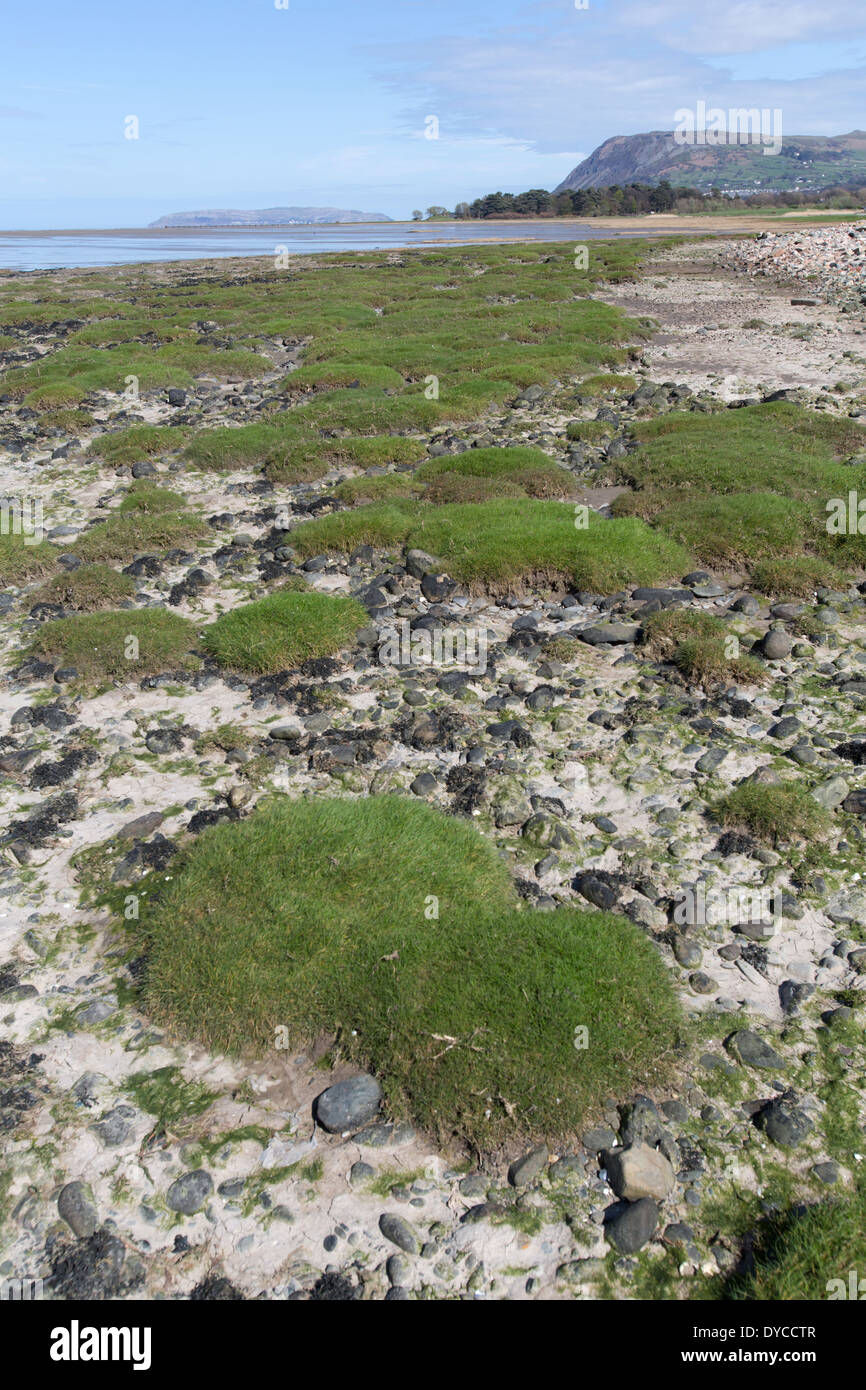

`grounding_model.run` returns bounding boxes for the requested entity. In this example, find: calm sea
[0,220,667,273]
